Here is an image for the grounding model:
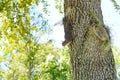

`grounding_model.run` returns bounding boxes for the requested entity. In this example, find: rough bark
[64,0,117,80]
